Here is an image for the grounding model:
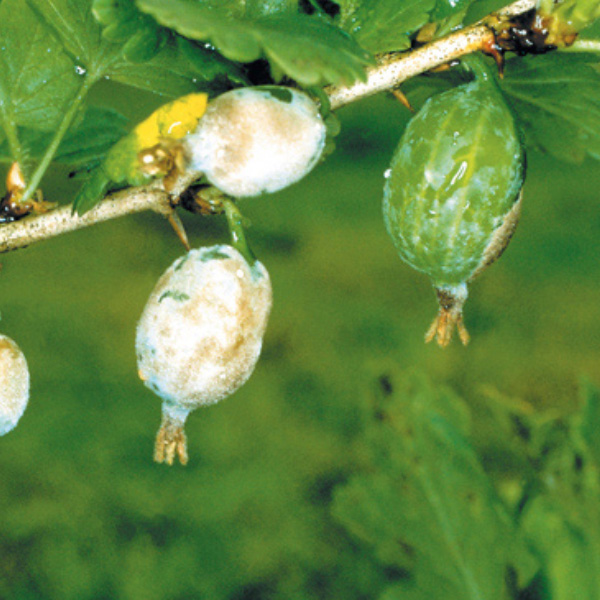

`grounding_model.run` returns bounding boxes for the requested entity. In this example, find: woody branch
[0,0,540,255]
